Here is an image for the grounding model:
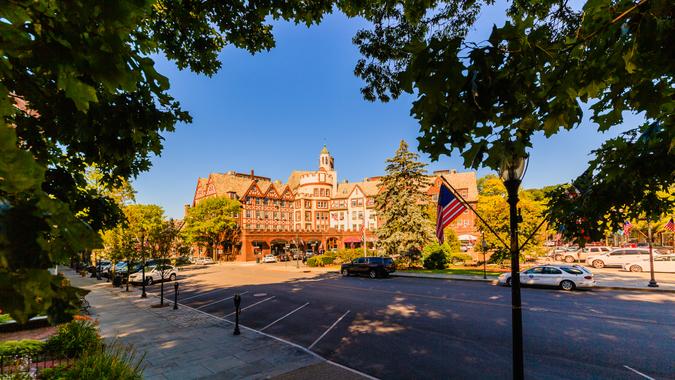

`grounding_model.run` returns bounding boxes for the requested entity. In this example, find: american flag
[623,220,633,236]
[665,218,675,232]
[436,185,467,243]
